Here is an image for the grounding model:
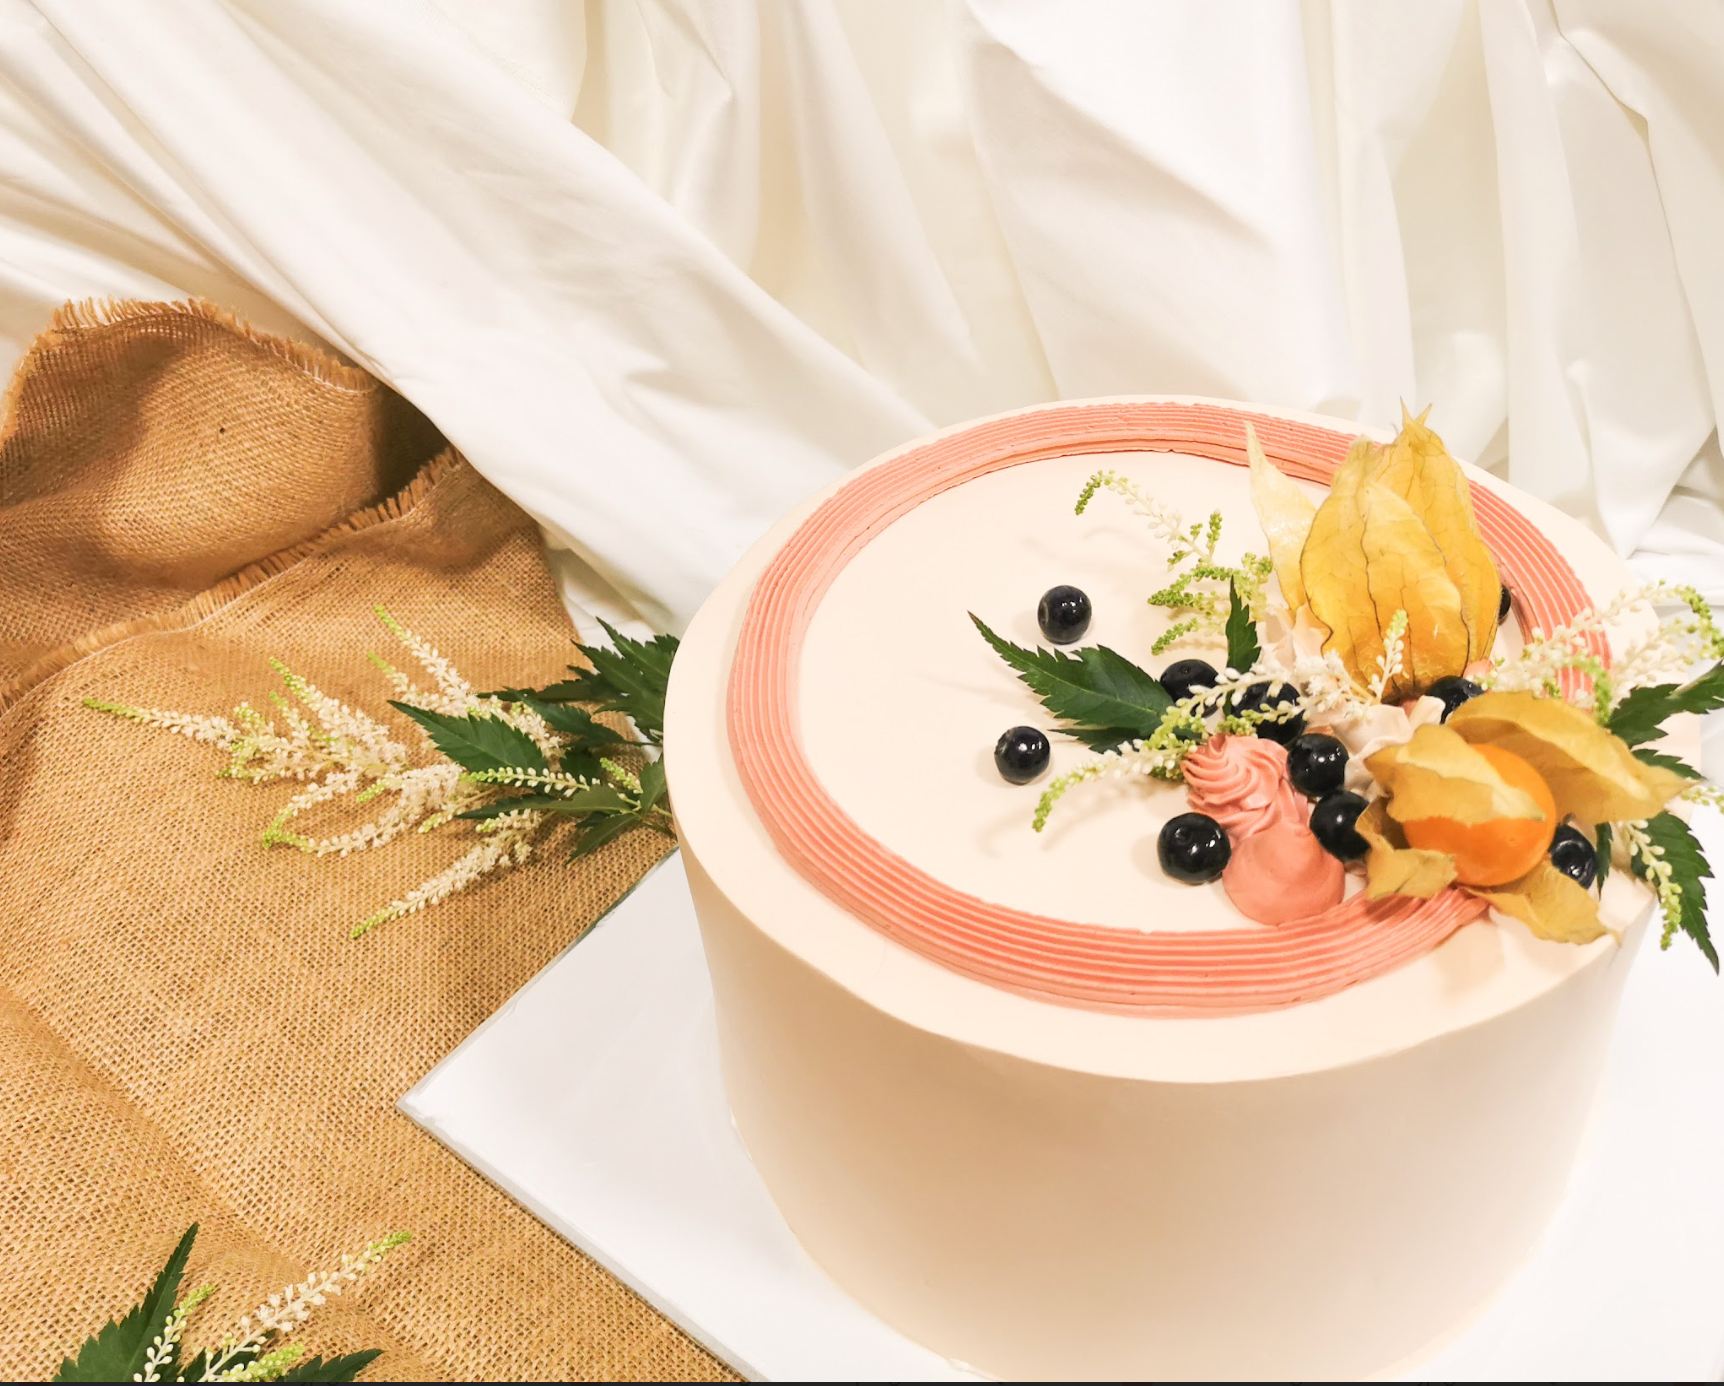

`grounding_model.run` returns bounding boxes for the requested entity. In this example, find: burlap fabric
[0,301,732,1381]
